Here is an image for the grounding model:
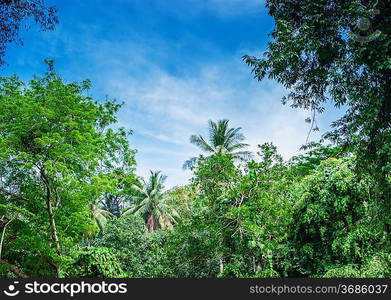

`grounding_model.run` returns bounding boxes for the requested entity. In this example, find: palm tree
[183,119,252,169]
[122,171,178,232]
[90,204,114,232]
